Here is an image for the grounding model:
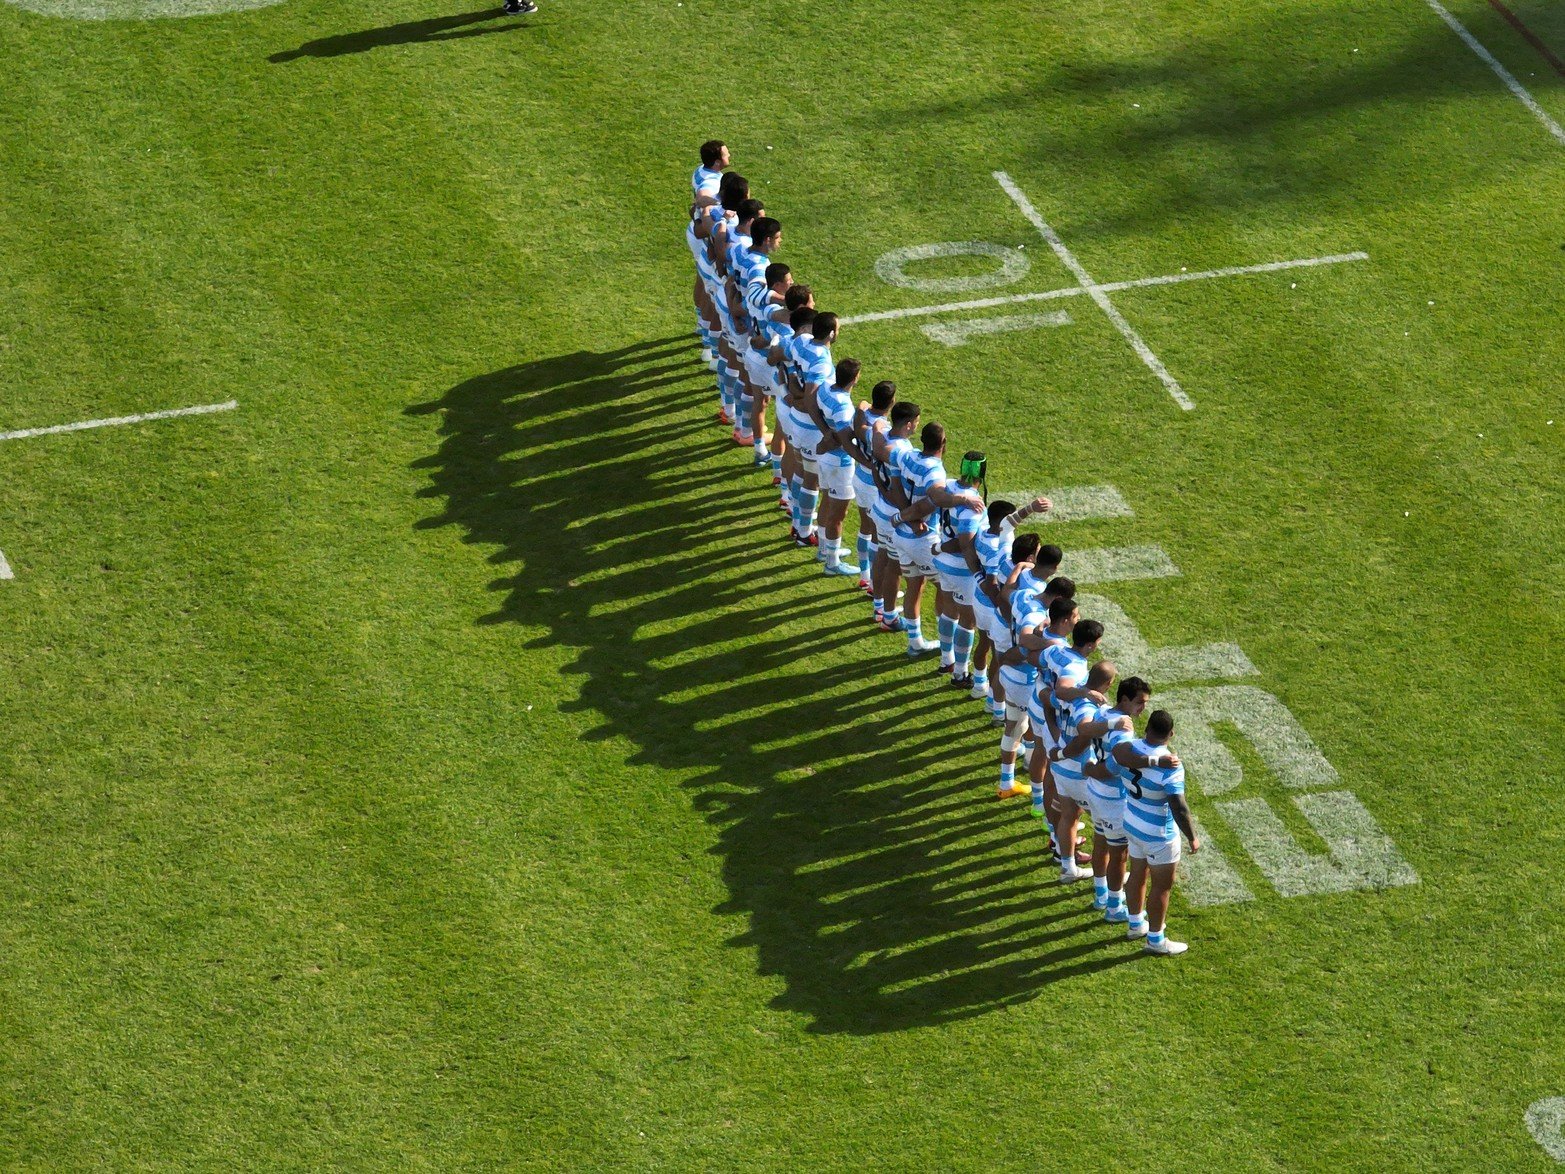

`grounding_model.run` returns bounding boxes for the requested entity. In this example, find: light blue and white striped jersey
[688,206,725,282]
[1030,627,1070,718]
[1005,579,1047,686]
[1042,643,1088,727]
[1123,740,1185,843]
[1052,694,1104,789]
[855,409,887,491]
[797,337,834,391]
[894,451,948,539]
[692,164,723,199]
[933,486,983,578]
[974,520,1015,580]
[872,435,914,528]
[1096,716,1137,804]
[816,383,856,468]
